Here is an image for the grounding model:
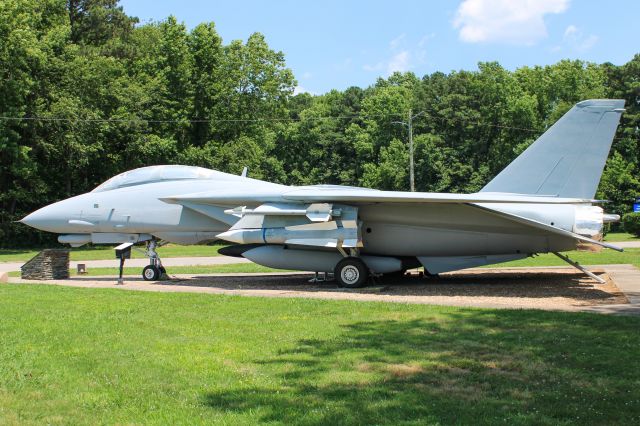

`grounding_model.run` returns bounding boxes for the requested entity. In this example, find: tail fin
[481,99,625,199]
